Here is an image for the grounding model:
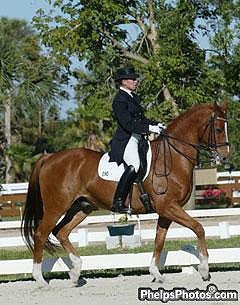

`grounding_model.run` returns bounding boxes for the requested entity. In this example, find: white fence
[0,222,239,248]
[0,182,28,195]
[1,207,240,230]
[0,208,240,248]
[217,170,240,181]
[1,247,240,275]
